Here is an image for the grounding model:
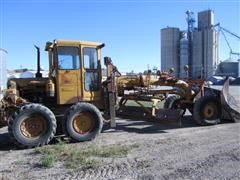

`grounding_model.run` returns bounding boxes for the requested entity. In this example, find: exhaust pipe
[34,45,42,78]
